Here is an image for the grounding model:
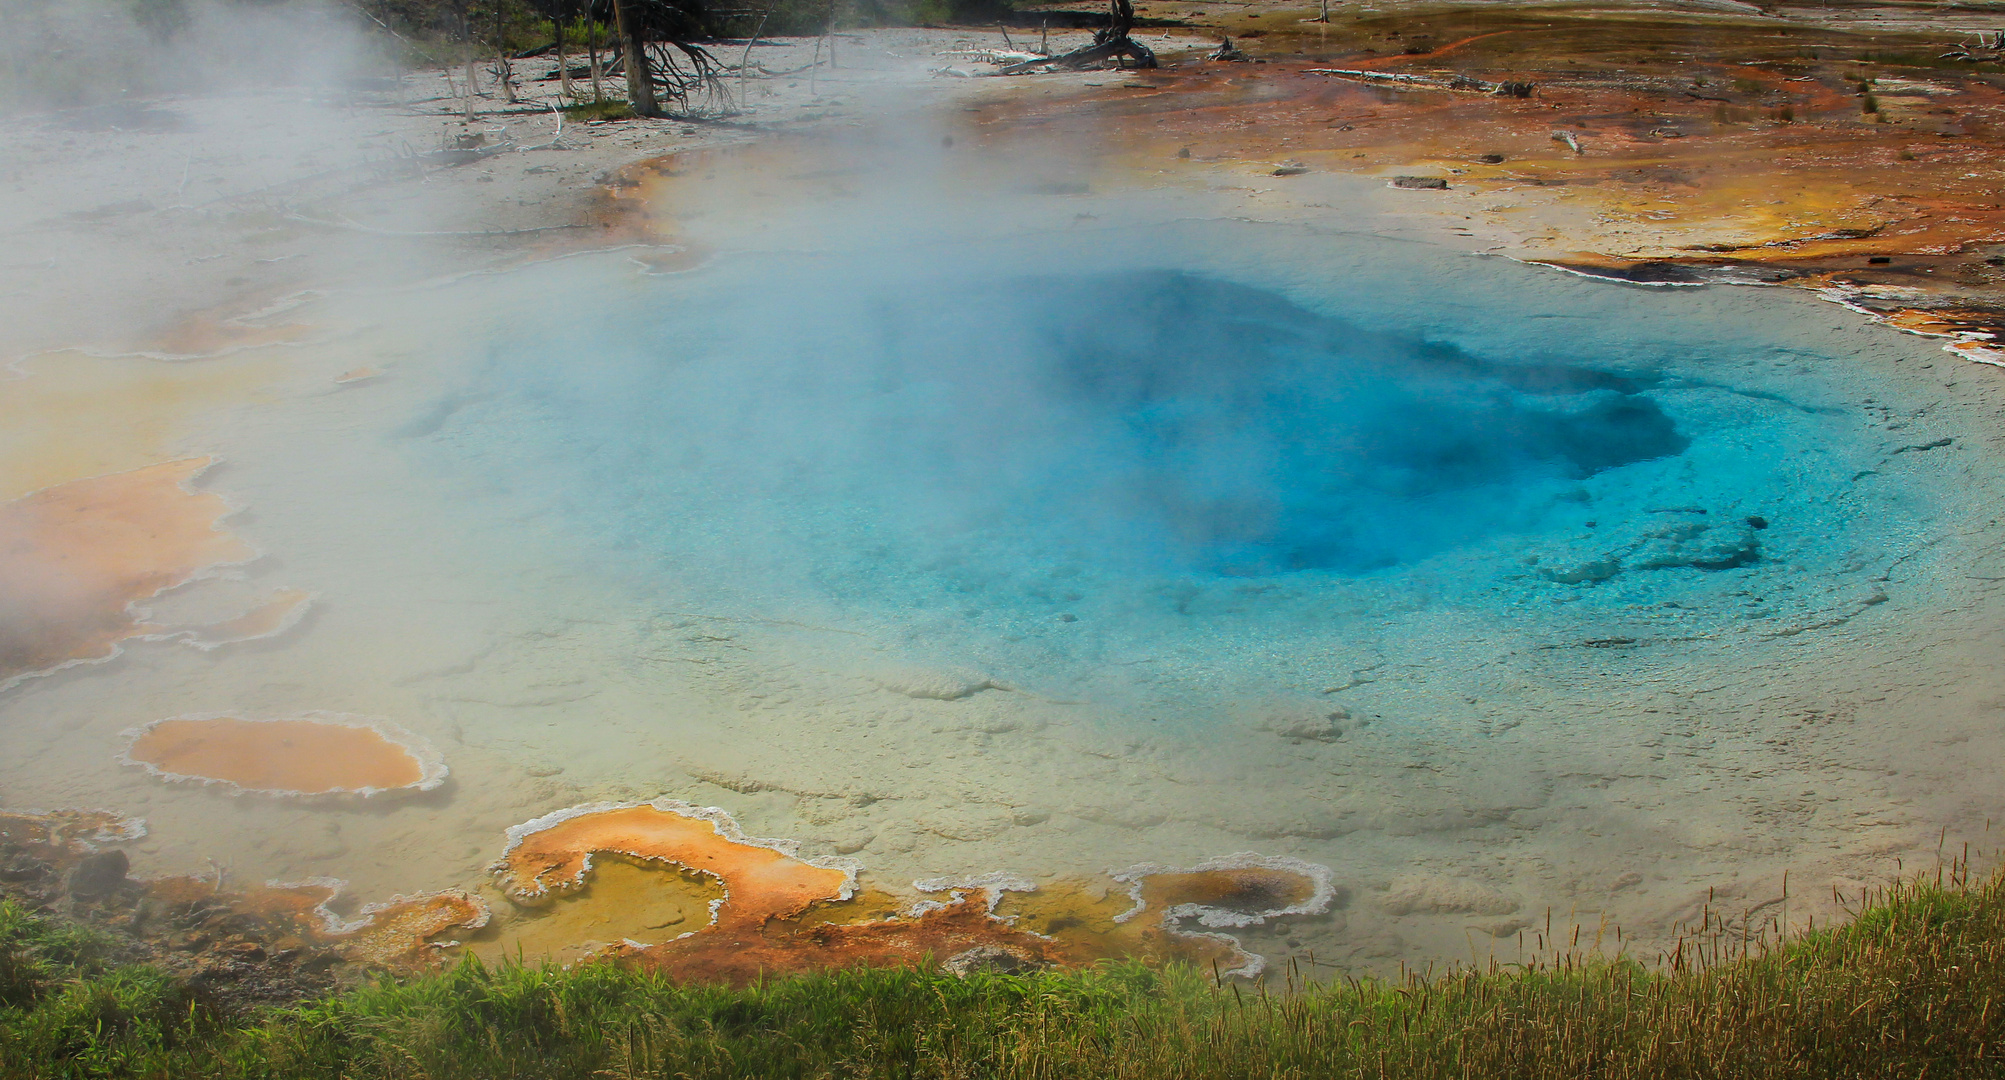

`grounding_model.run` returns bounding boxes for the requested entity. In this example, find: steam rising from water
[499,269,1691,579]
[3,0,376,108]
